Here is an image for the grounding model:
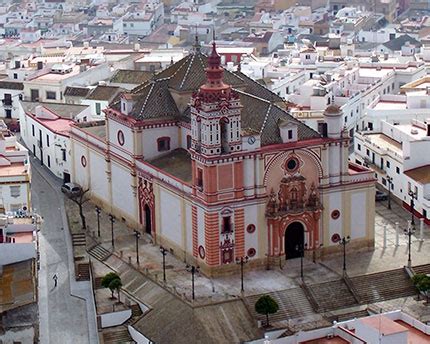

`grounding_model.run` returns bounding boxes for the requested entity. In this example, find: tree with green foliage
[413,273,430,304]
[101,272,120,299]
[109,277,123,303]
[255,295,279,327]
